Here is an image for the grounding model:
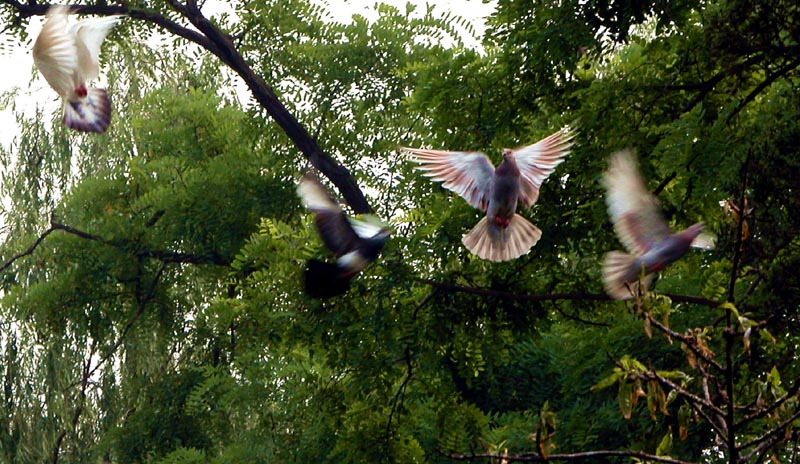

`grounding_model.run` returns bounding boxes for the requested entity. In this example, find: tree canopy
[0,0,798,463]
